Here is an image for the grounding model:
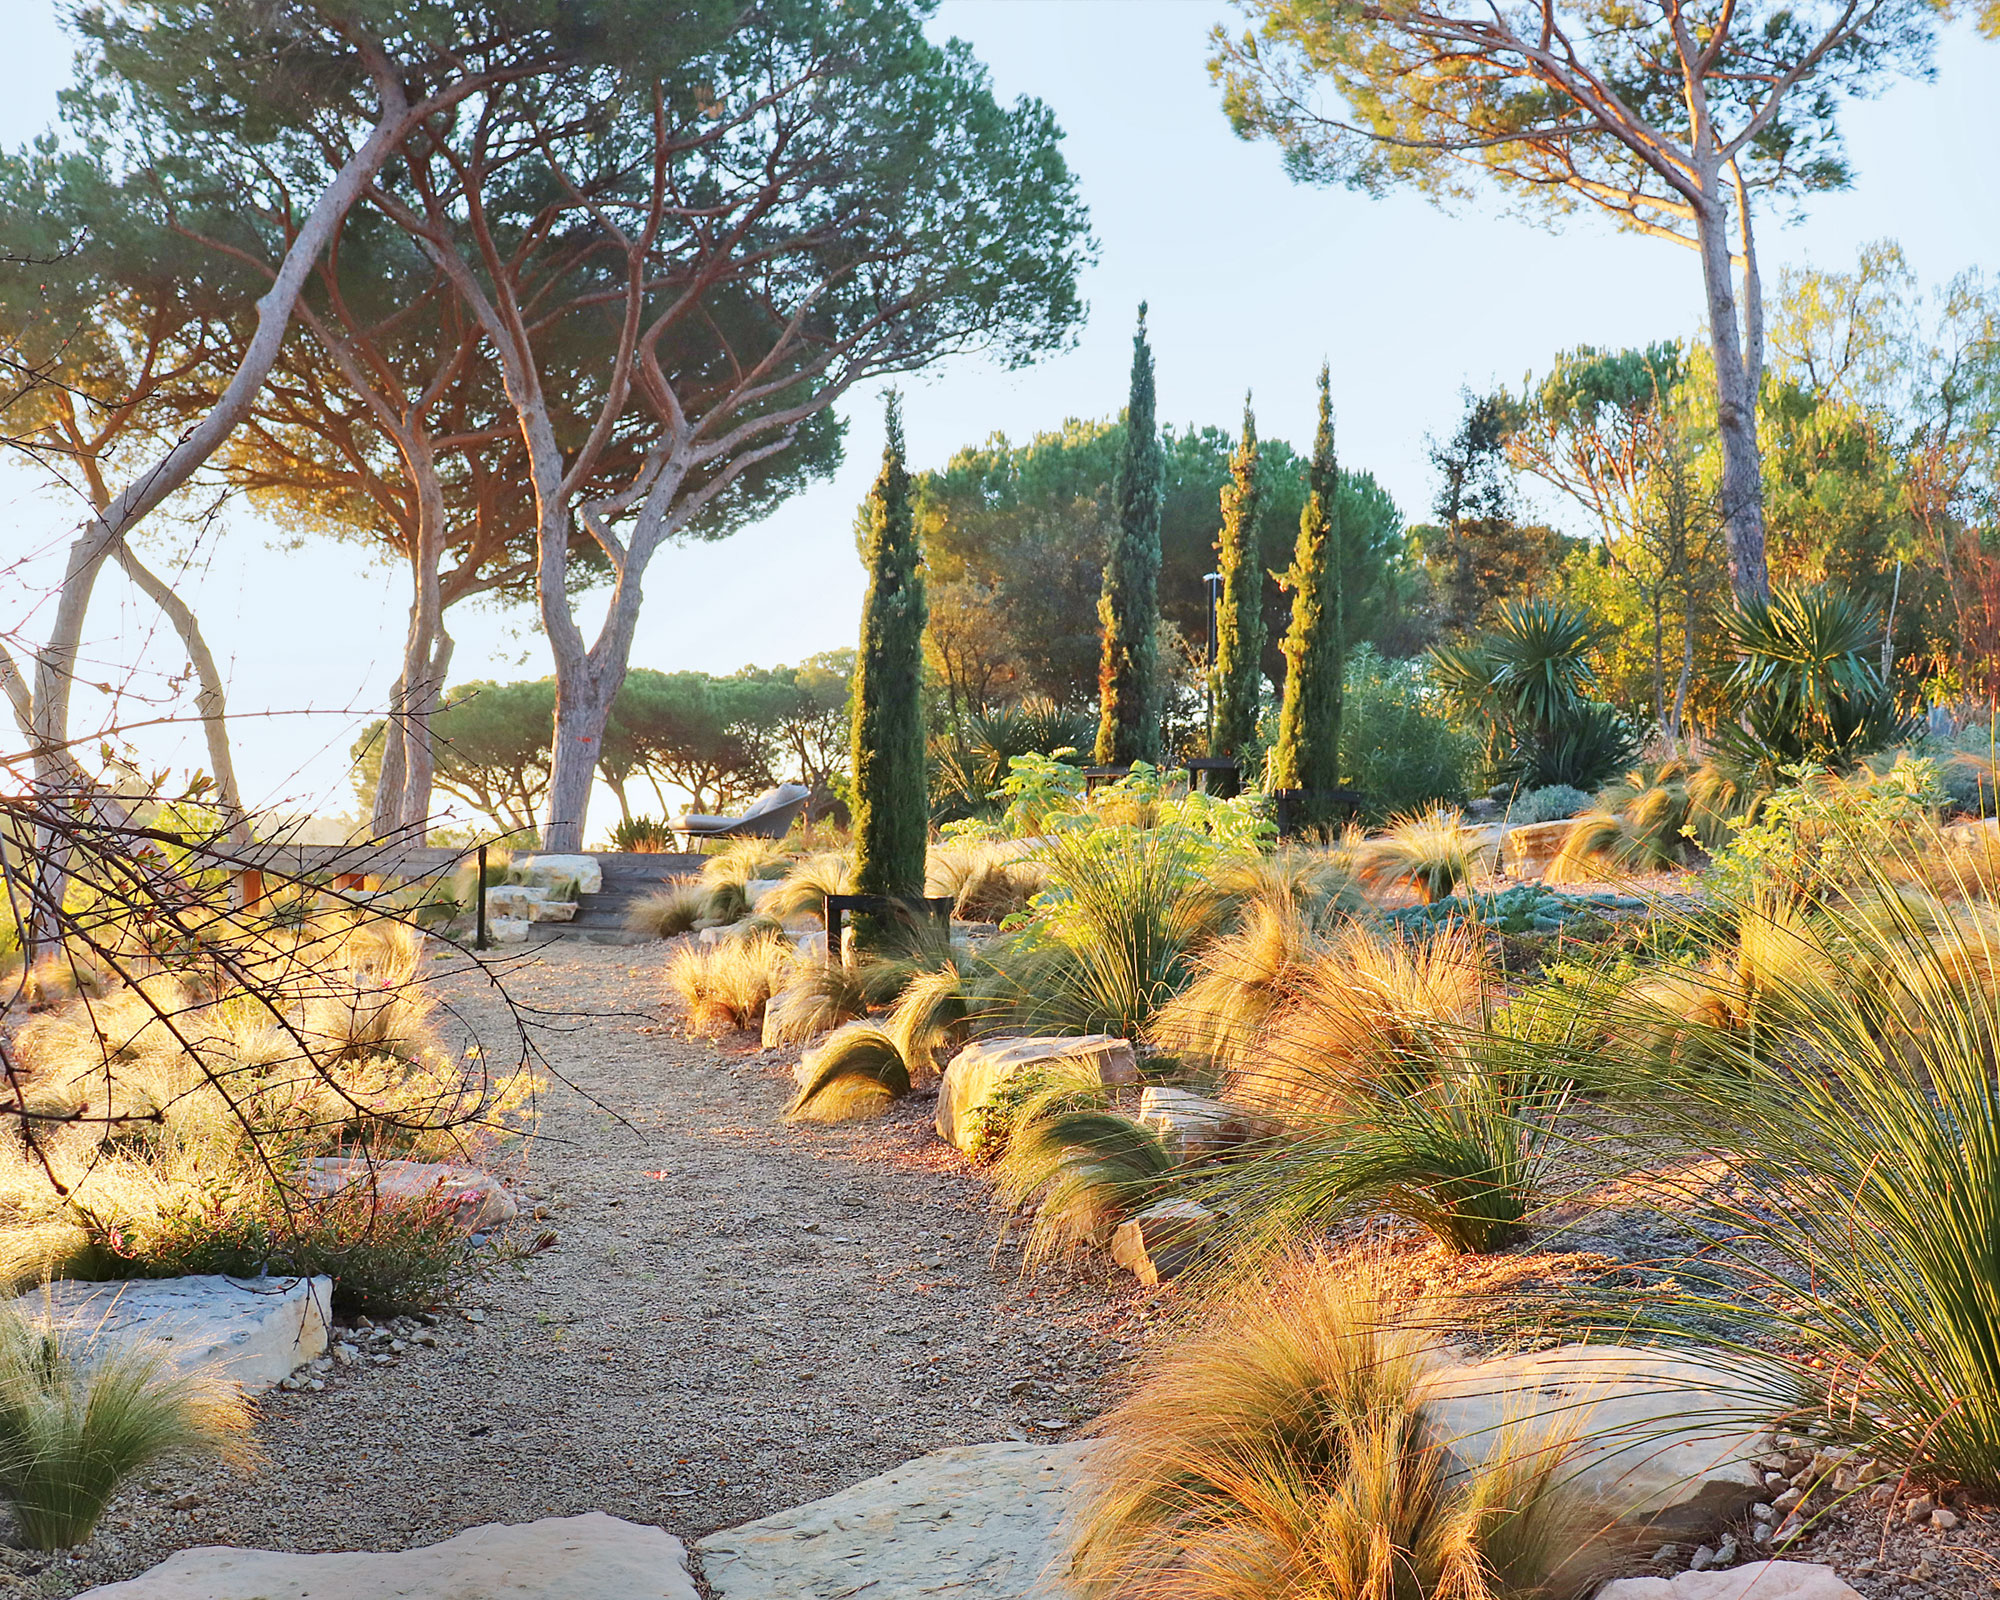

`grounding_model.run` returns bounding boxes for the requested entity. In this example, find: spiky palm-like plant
[1096,306,1165,767]
[1715,583,1914,779]
[1271,365,1343,806]
[851,394,930,948]
[1212,396,1266,766]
